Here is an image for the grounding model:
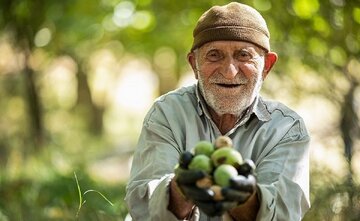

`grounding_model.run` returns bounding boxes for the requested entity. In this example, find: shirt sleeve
[149,174,200,221]
[125,106,198,221]
[255,120,310,221]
